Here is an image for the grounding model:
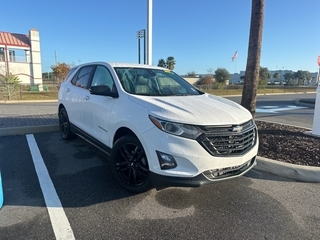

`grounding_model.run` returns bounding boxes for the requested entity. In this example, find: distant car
[58,62,259,193]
